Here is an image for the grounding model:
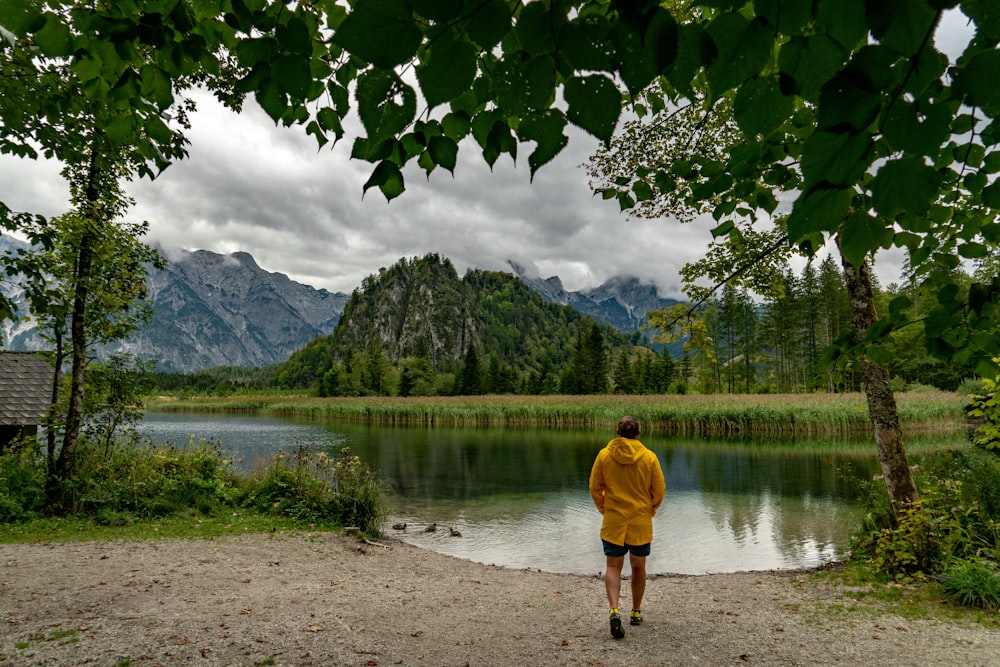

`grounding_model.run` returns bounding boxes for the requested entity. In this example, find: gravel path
[1,531,997,666]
